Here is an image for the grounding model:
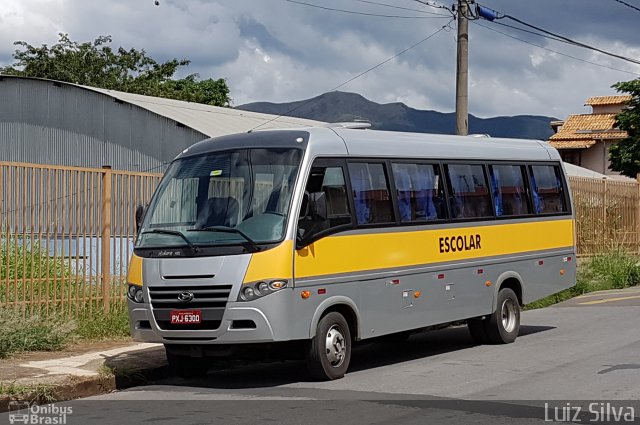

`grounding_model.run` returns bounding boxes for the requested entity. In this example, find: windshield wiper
[188,226,261,253]
[140,229,199,255]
